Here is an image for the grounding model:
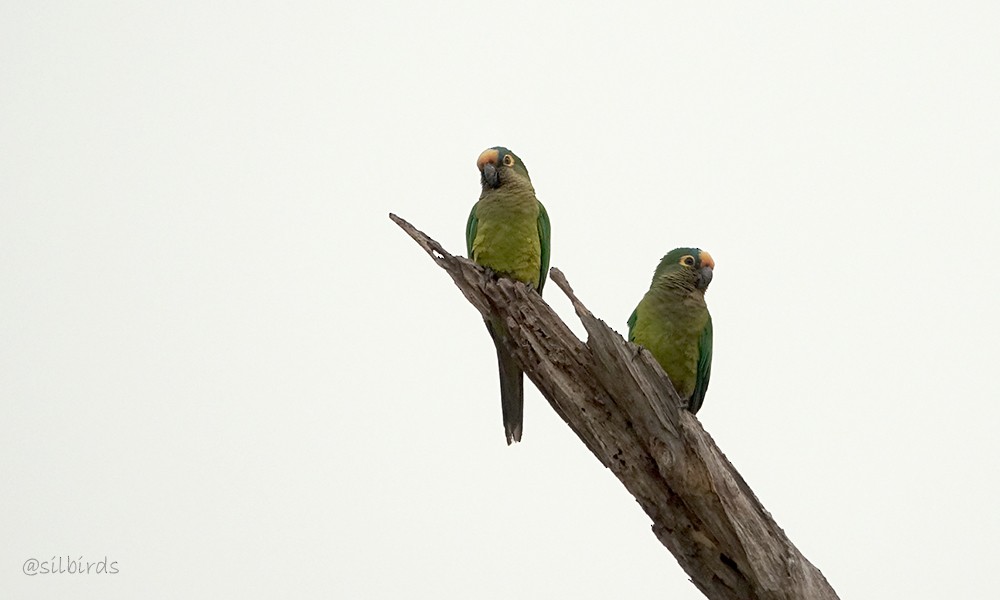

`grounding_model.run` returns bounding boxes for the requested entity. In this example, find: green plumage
[628,248,714,414]
[466,146,550,444]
